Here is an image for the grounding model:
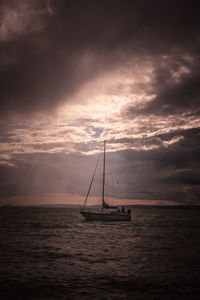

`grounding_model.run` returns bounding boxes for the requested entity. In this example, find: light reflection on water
[0,207,200,299]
